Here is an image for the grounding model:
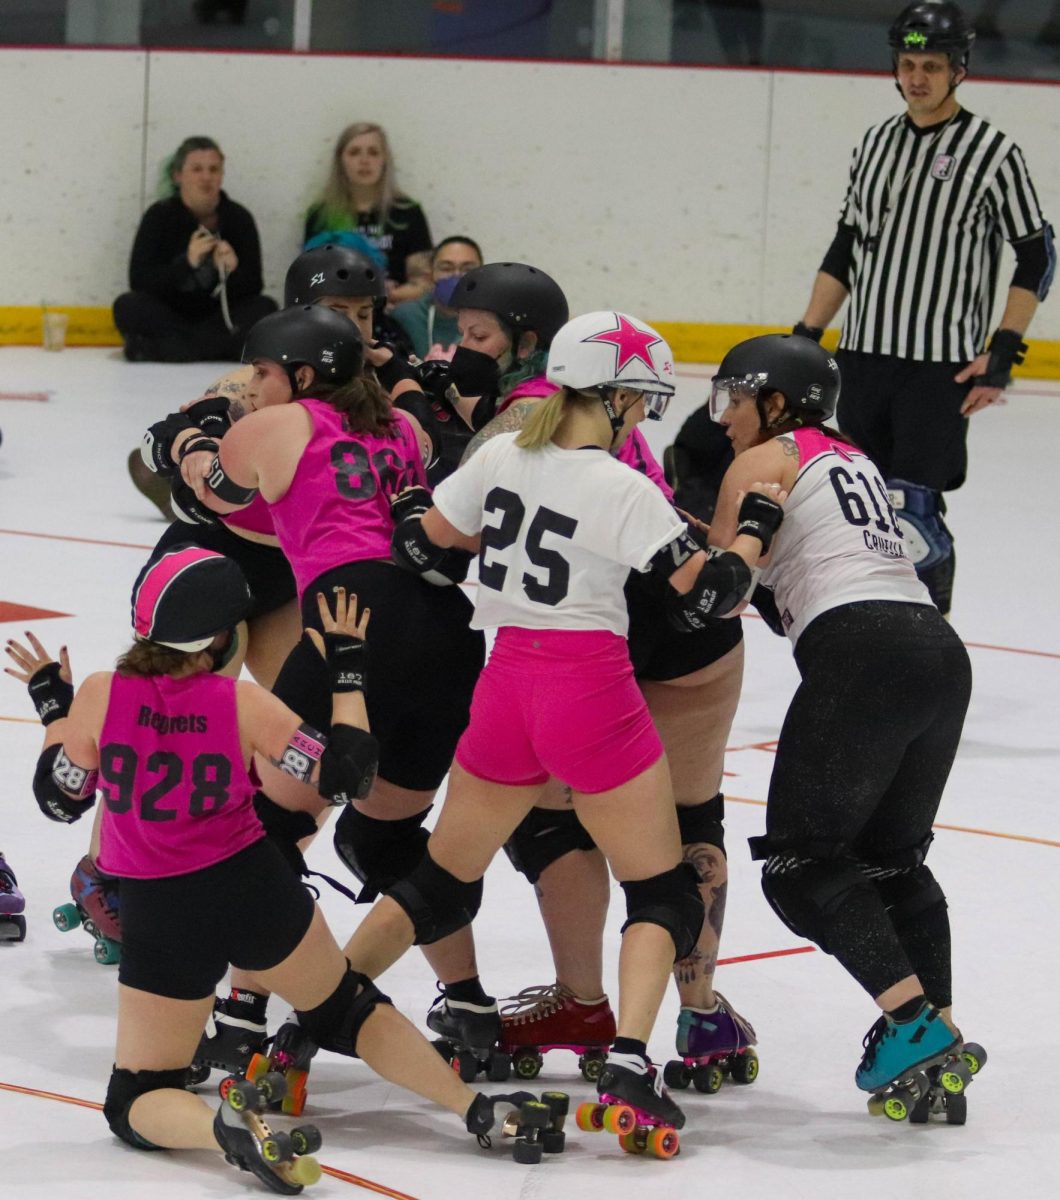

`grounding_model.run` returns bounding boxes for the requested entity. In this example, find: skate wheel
[257,1071,288,1104]
[541,1091,570,1121]
[262,1130,293,1164]
[579,1051,606,1083]
[225,1078,259,1112]
[575,1102,605,1132]
[867,1095,888,1118]
[602,1104,636,1136]
[882,1092,912,1121]
[512,1137,543,1165]
[692,1063,724,1094]
[53,903,80,933]
[663,1060,691,1090]
[939,1060,971,1095]
[454,1051,479,1083]
[287,1155,322,1186]
[646,1126,680,1159]
[291,1124,323,1156]
[945,1093,968,1125]
[731,1049,759,1085]
[513,1050,543,1081]
[186,1062,210,1088]
[520,1100,551,1130]
[961,1043,987,1076]
[94,936,120,966]
[542,1128,566,1154]
[282,1069,309,1116]
[487,1050,512,1082]
[909,1091,931,1124]
[619,1131,645,1155]
[246,1053,270,1083]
